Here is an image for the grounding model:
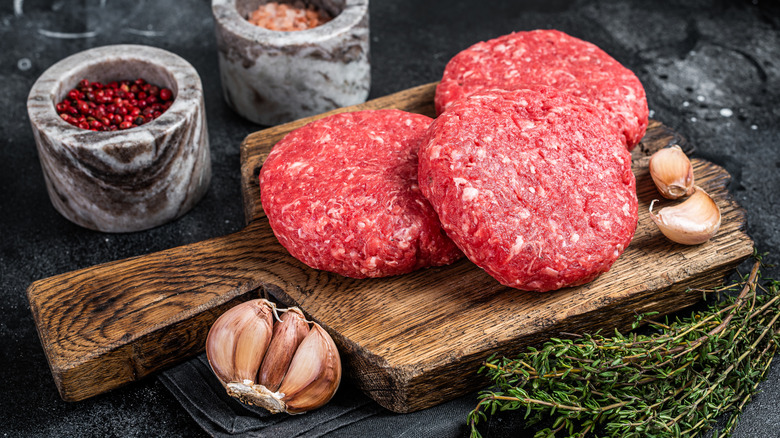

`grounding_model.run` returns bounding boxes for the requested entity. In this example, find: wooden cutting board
[27,82,754,413]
